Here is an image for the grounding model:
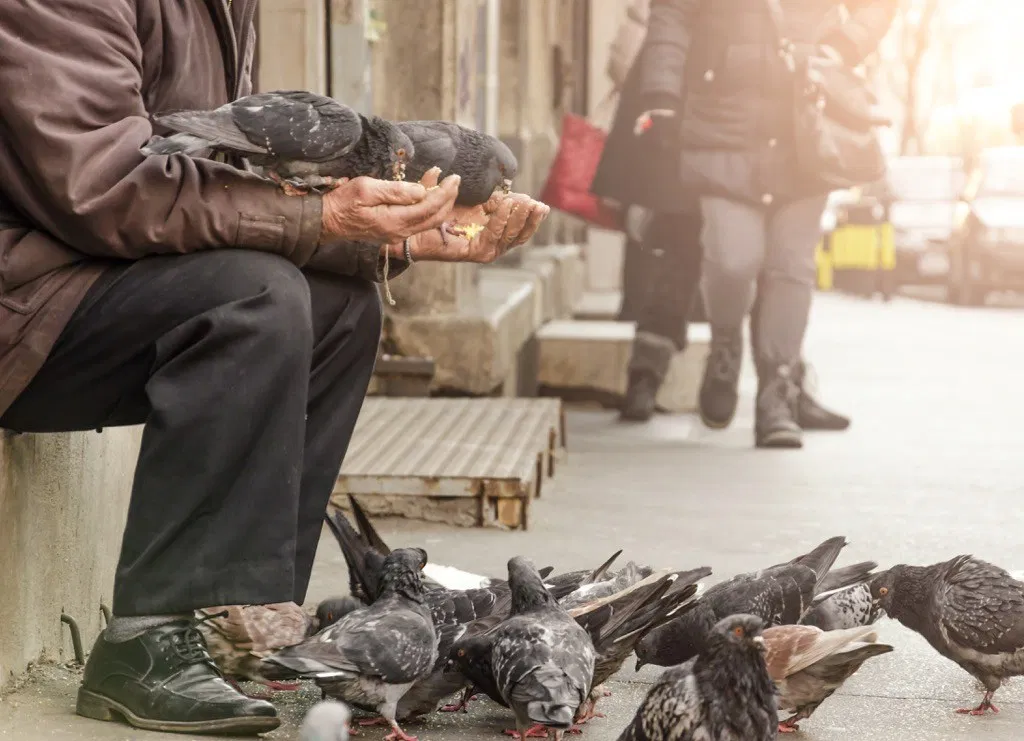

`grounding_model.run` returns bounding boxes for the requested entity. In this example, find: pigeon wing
[397,122,458,181]
[940,556,1024,655]
[229,91,363,161]
[619,661,705,741]
[269,605,435,683]
[154,105,270,155]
